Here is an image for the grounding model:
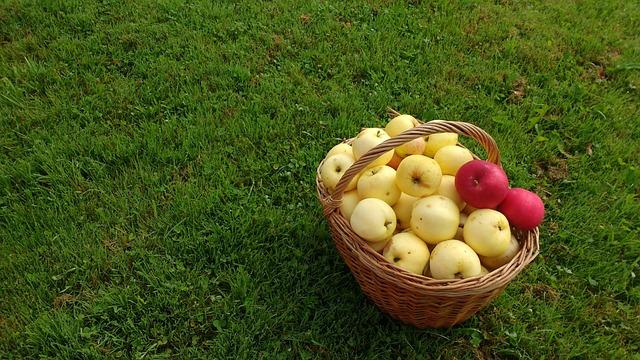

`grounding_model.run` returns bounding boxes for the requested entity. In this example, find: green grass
[1,0,639,358]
